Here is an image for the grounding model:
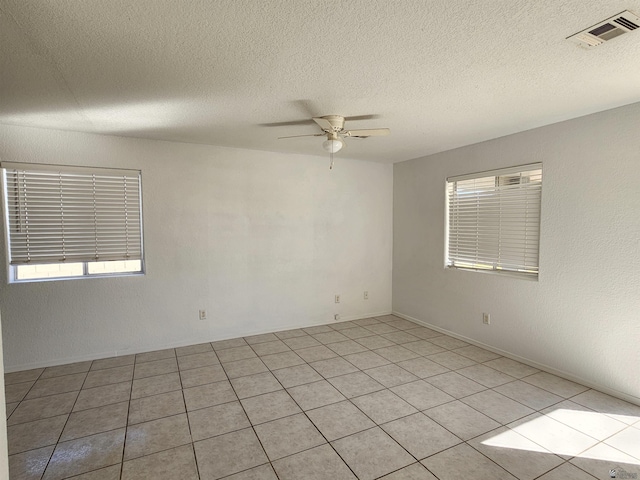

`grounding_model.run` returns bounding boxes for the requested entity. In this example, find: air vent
[567,10,640,47]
